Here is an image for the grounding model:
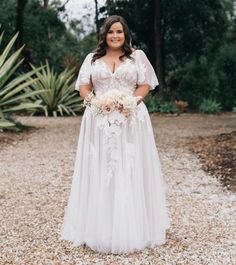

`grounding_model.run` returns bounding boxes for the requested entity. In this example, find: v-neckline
[99,58,128,75]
